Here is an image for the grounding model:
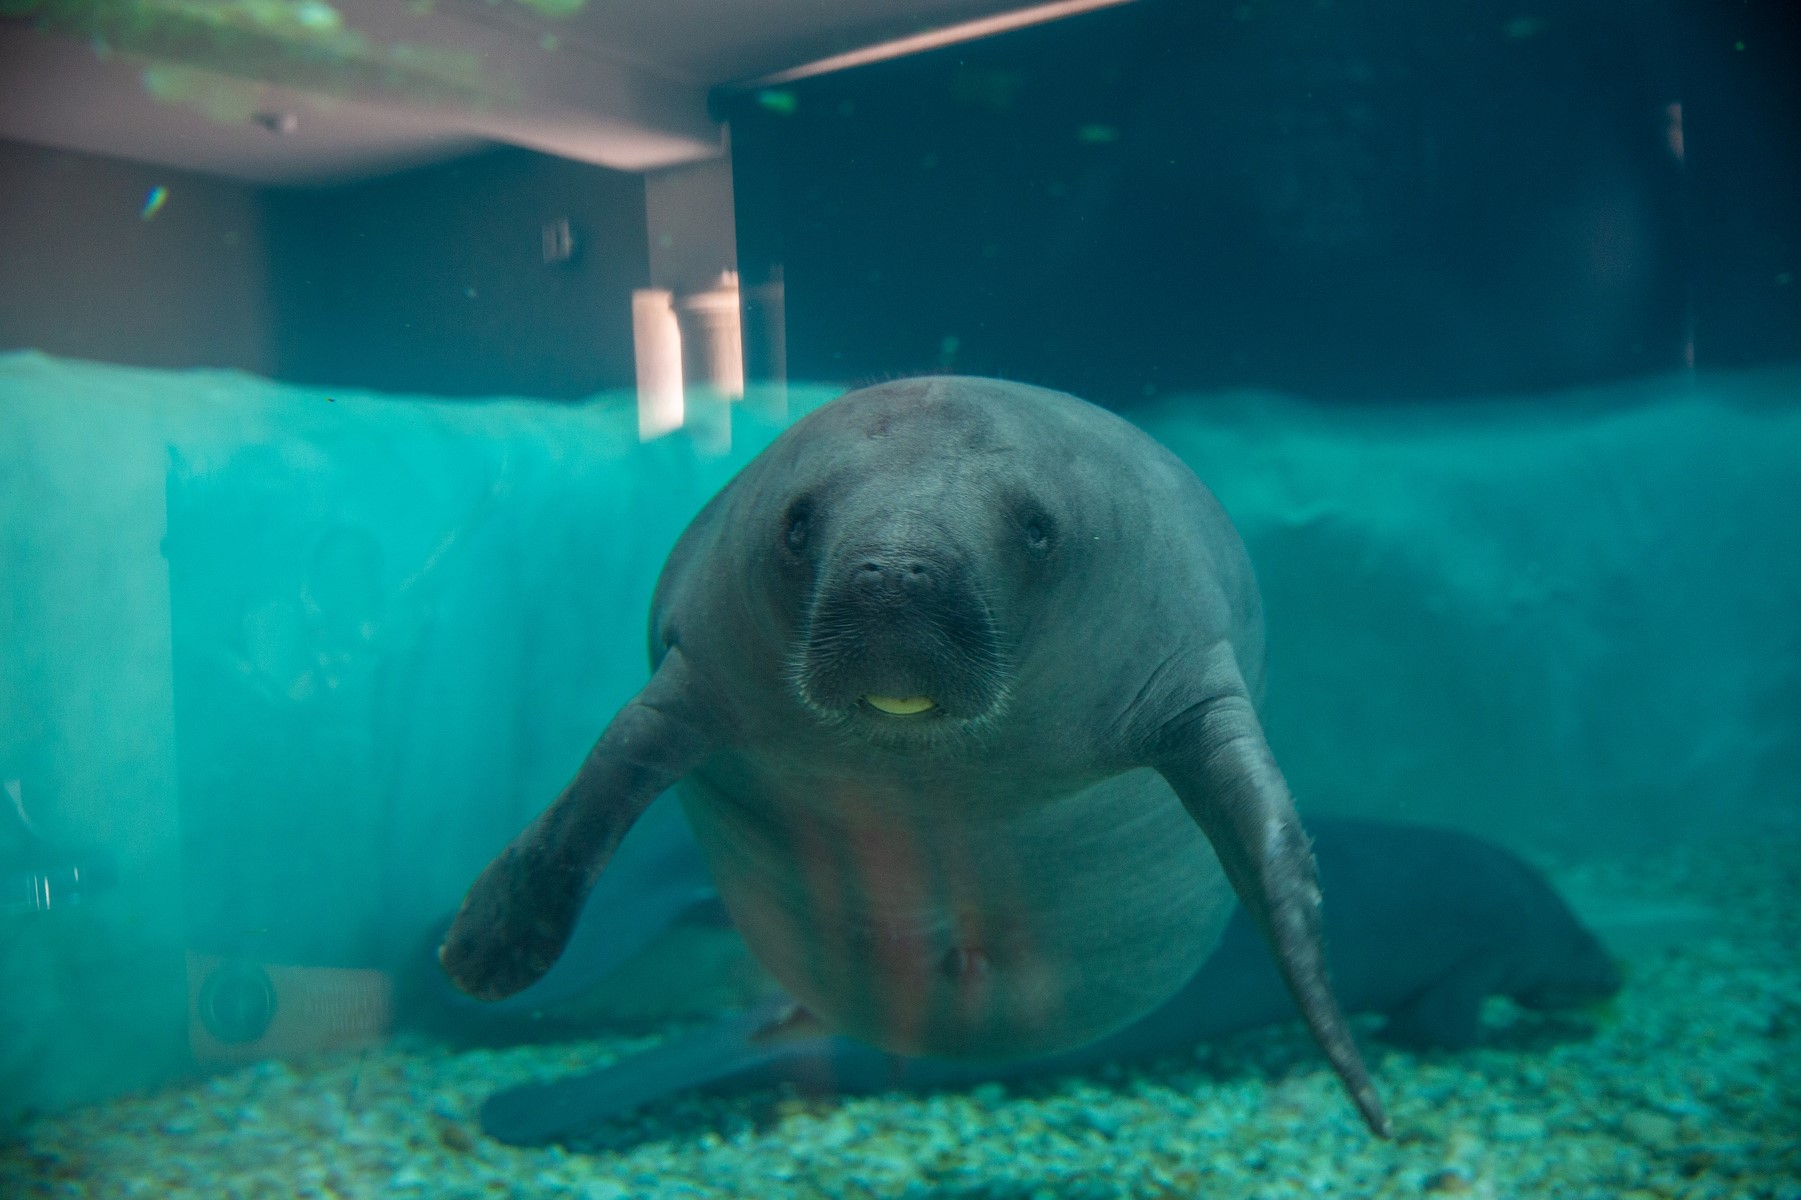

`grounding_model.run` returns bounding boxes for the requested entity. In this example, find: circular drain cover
[198,960,279,1045]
